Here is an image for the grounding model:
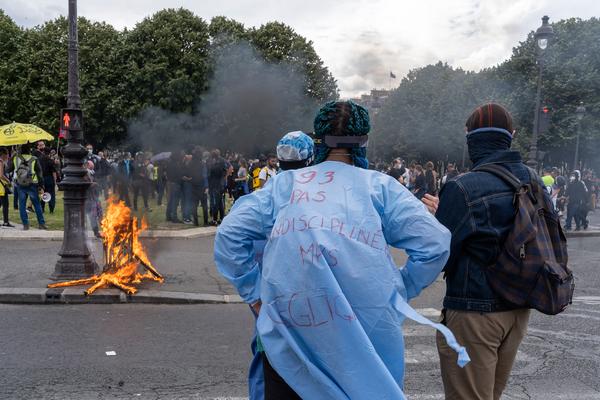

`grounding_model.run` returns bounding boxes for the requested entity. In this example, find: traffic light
[61,108,83,131]
[538,105,551,134]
